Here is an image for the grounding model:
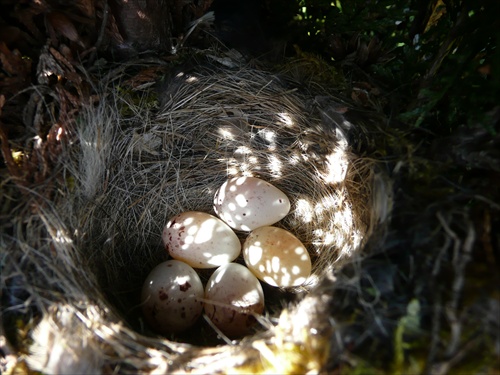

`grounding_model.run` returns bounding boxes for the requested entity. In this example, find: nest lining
[1,59,391,373]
